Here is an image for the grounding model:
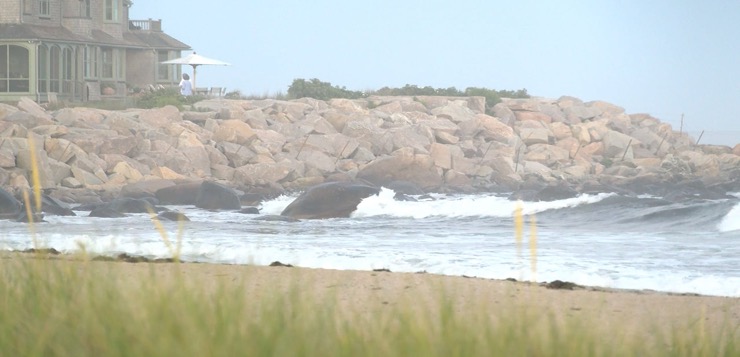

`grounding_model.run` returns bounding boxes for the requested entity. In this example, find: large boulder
[357,149,443,190]
[137,105,182,129]
[212,119,256,145]
[195,181,241,210]
[602,130,636,159]
[280,181,380,219]
[25,193,76,216]
[89,206,128,218]
[0,187,21,219]
[518,127,551,146]
[430,101,477,123]
[104,197,157,213]
[155,181,203,205]
[477,114,515,143]
[120,179,176,199]
[233,159,300,186]
[16,146,56,189]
